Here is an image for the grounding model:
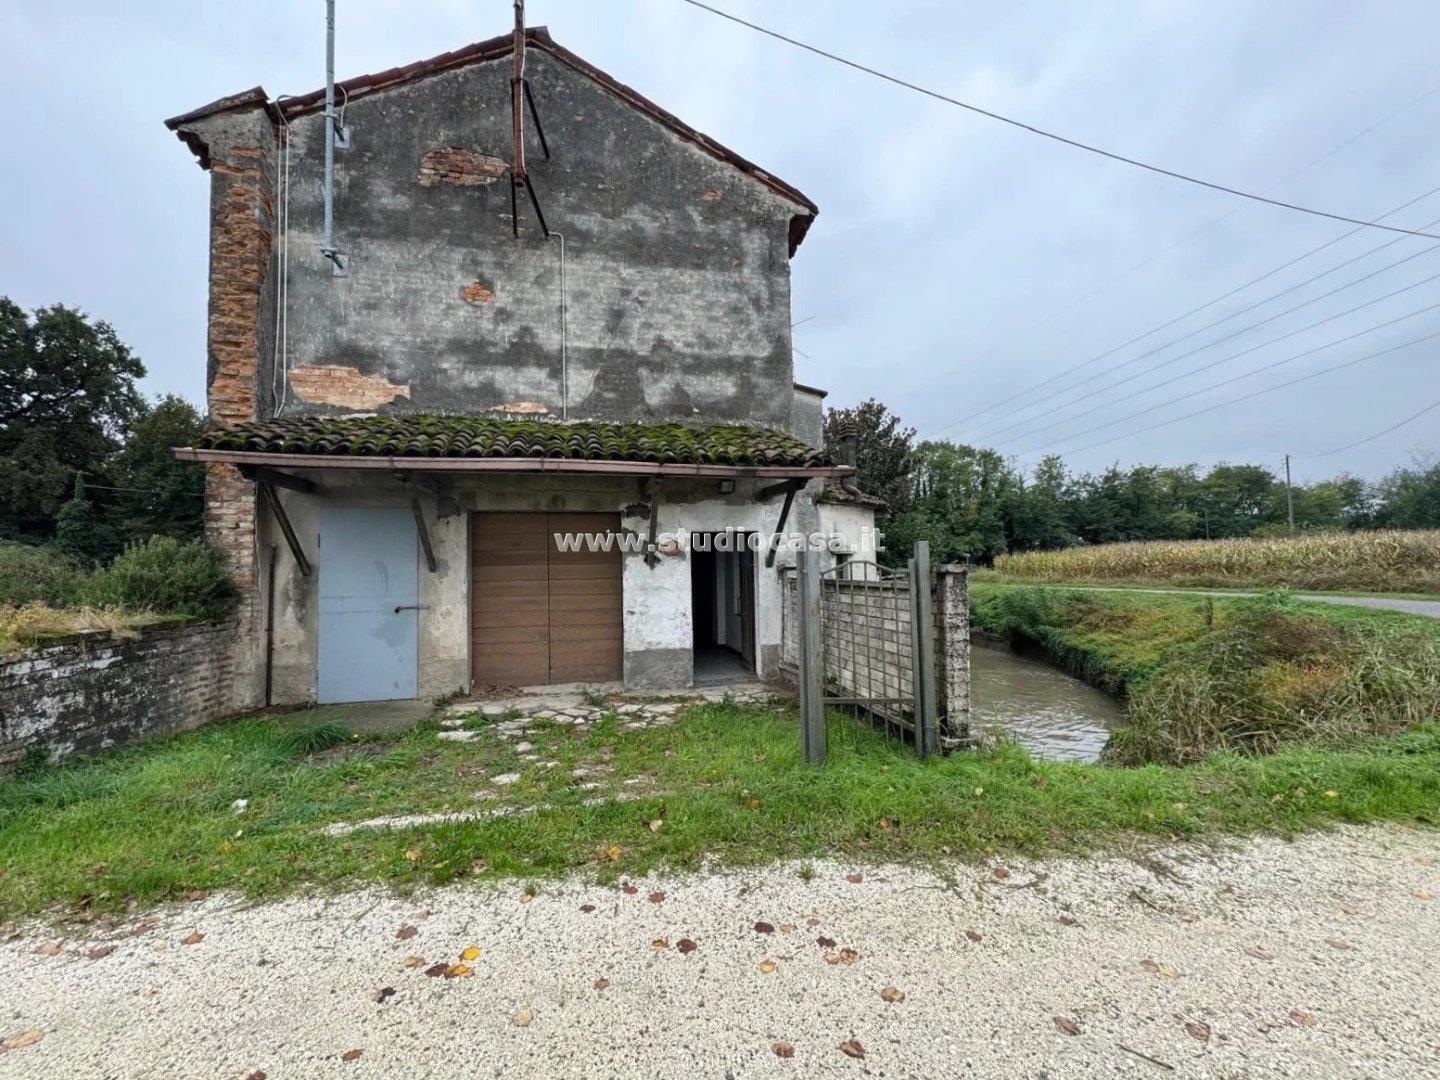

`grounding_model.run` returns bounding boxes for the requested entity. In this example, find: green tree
[1371,459,1440,528]
[1008,454,1078,551]
[889,441,1015,564]
[823,398,915,516]
[0,299,145,541]
[54,473,119,565]
[111,395,206,543]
